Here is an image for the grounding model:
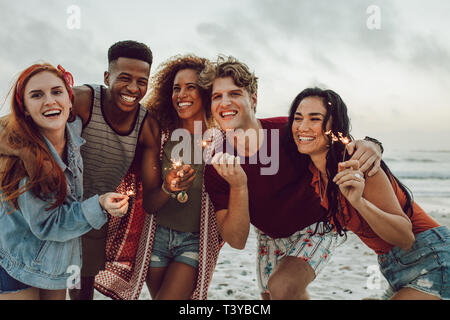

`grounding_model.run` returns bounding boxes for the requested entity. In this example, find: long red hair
[0,63,76,211]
